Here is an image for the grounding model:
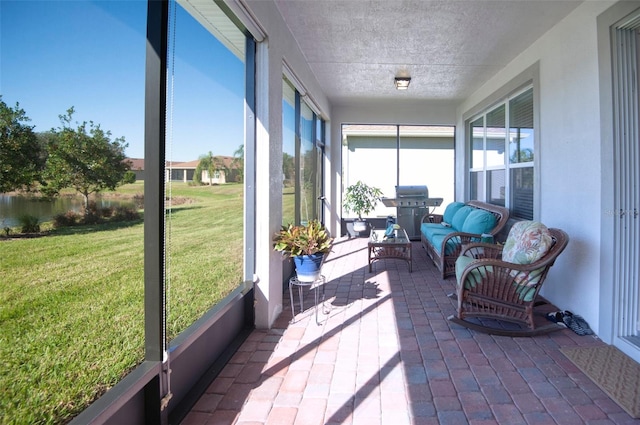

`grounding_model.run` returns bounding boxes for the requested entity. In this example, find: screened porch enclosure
[4,0,640,423]
[341,125,455,221]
